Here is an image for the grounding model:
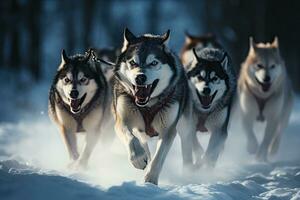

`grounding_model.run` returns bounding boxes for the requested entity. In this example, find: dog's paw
[144,172,158,185]
[203,153,218,168]
[67,159,88,171]
[247,139,258,154]
[129,138,148,170]
[256,148,268,162]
